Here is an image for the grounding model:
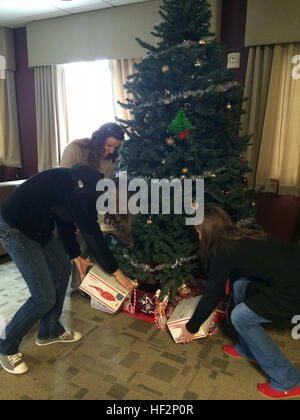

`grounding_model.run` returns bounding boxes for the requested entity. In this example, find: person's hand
[113,269,134,293]
[176,324,195,344]
[74,256,95,282]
